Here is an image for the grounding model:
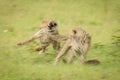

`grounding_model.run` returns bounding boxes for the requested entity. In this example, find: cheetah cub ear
[69,29,77,37]
[72,29,77,34]
[41,20,49,27]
